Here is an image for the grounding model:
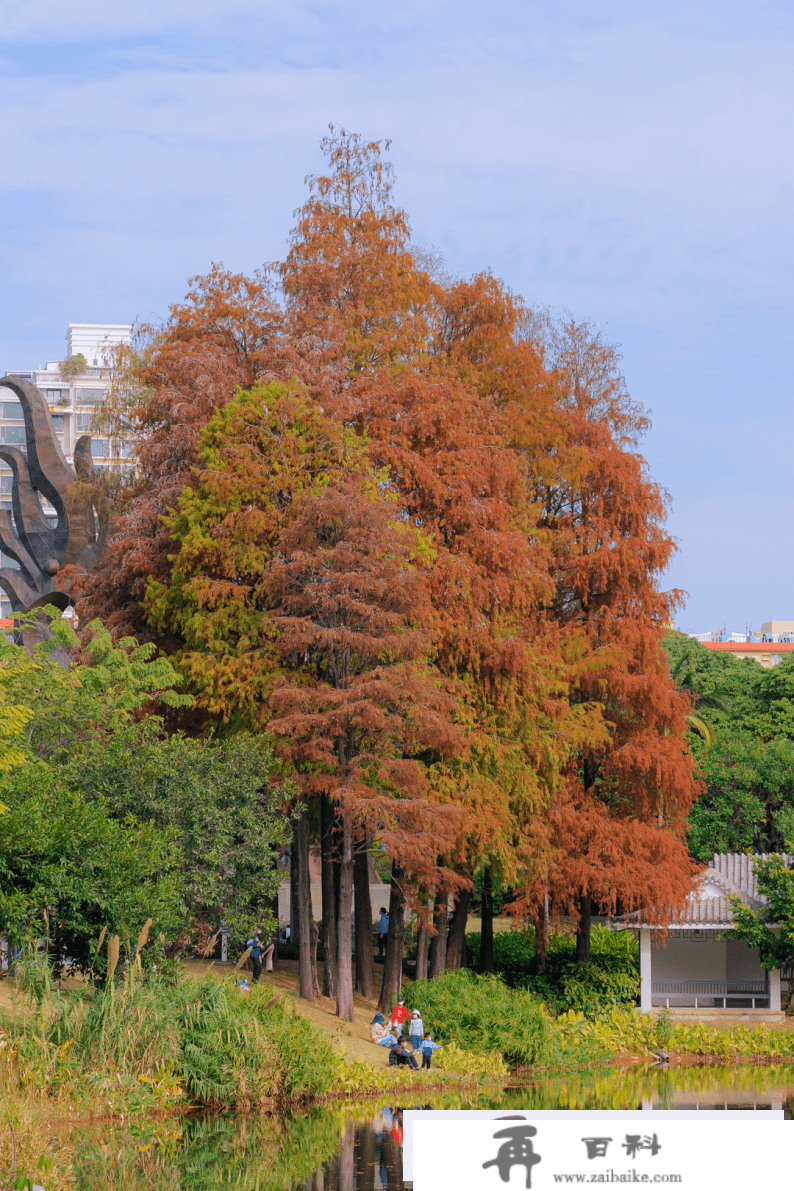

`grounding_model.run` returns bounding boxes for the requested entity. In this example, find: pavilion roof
[612,852,789,930]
